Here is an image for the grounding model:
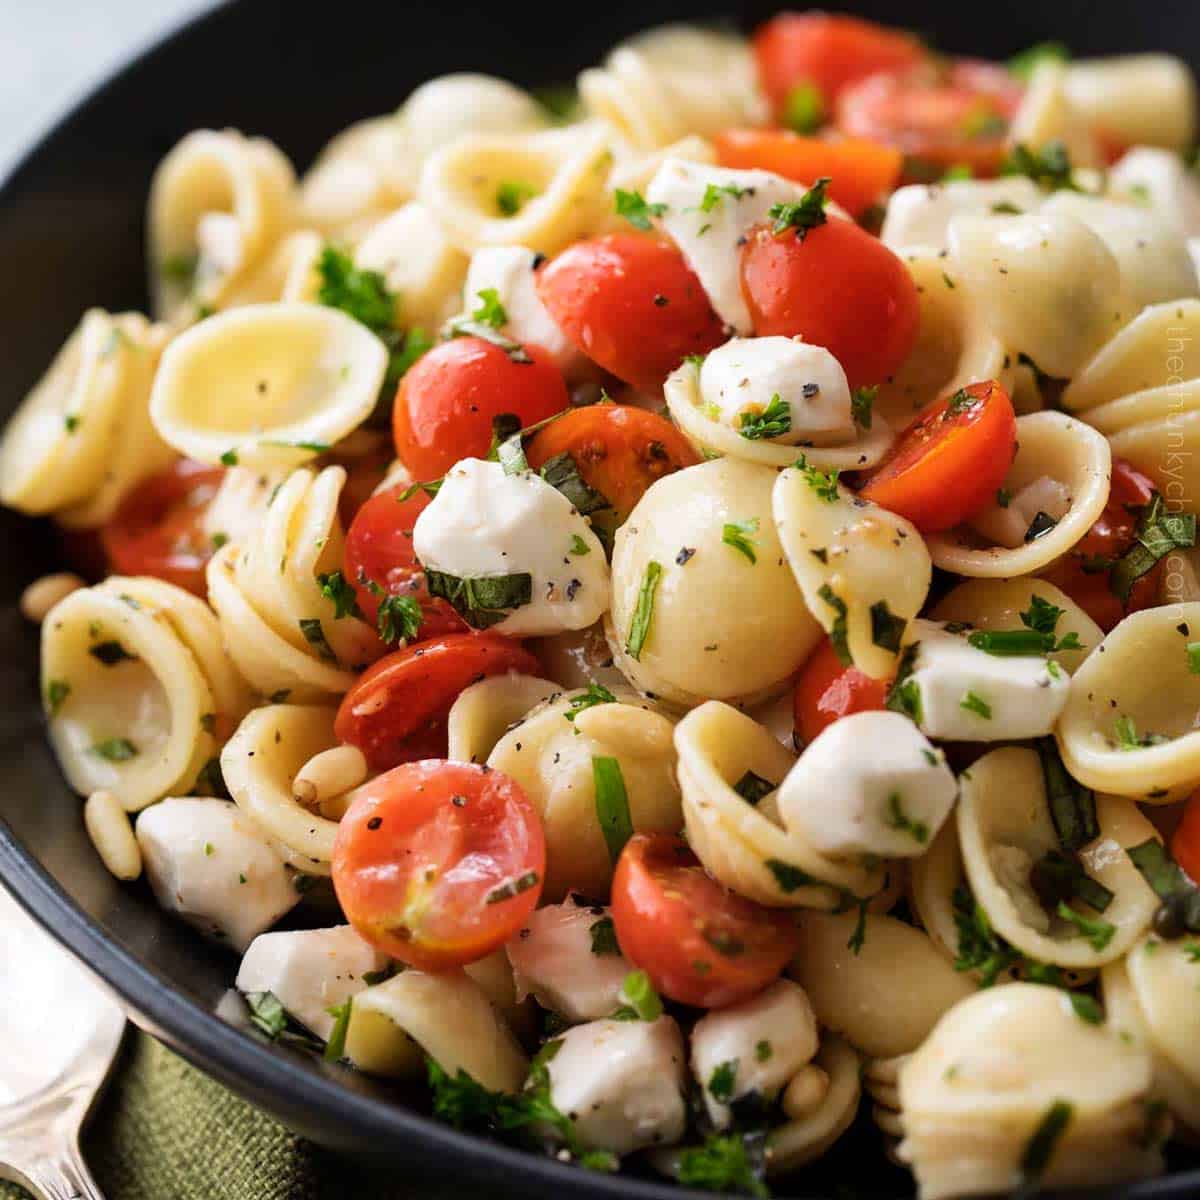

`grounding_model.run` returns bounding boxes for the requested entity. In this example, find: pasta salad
[6,11,1200,1197]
